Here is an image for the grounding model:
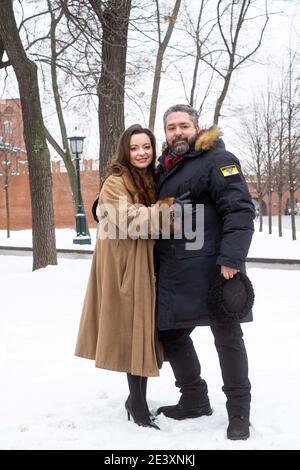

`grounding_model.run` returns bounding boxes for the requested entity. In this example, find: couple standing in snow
[75,104,255,441]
